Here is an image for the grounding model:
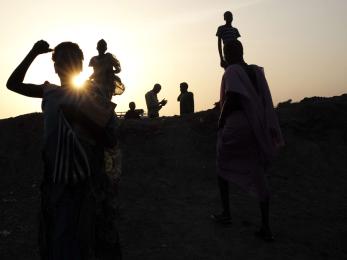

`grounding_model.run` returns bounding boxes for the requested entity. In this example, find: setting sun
[72,68,93,88]
[72,74,86,88]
